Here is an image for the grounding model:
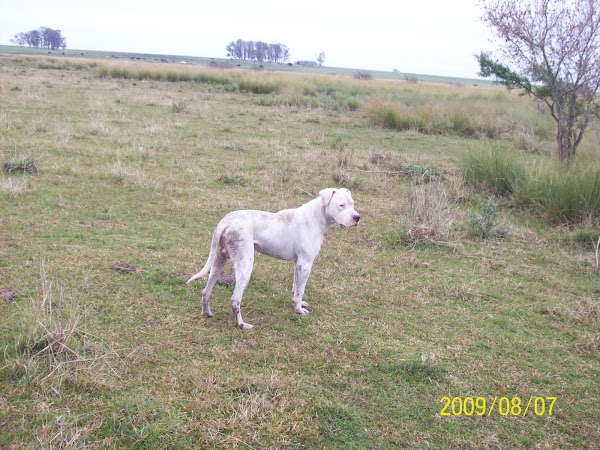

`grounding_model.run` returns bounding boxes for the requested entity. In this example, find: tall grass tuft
[238,79,281,94]
[461,145,527,197]
[462,145,600,224]
[98,63,232,85]
[520,164,600,224]
[366,100,506,138]
[406,180,455,244]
